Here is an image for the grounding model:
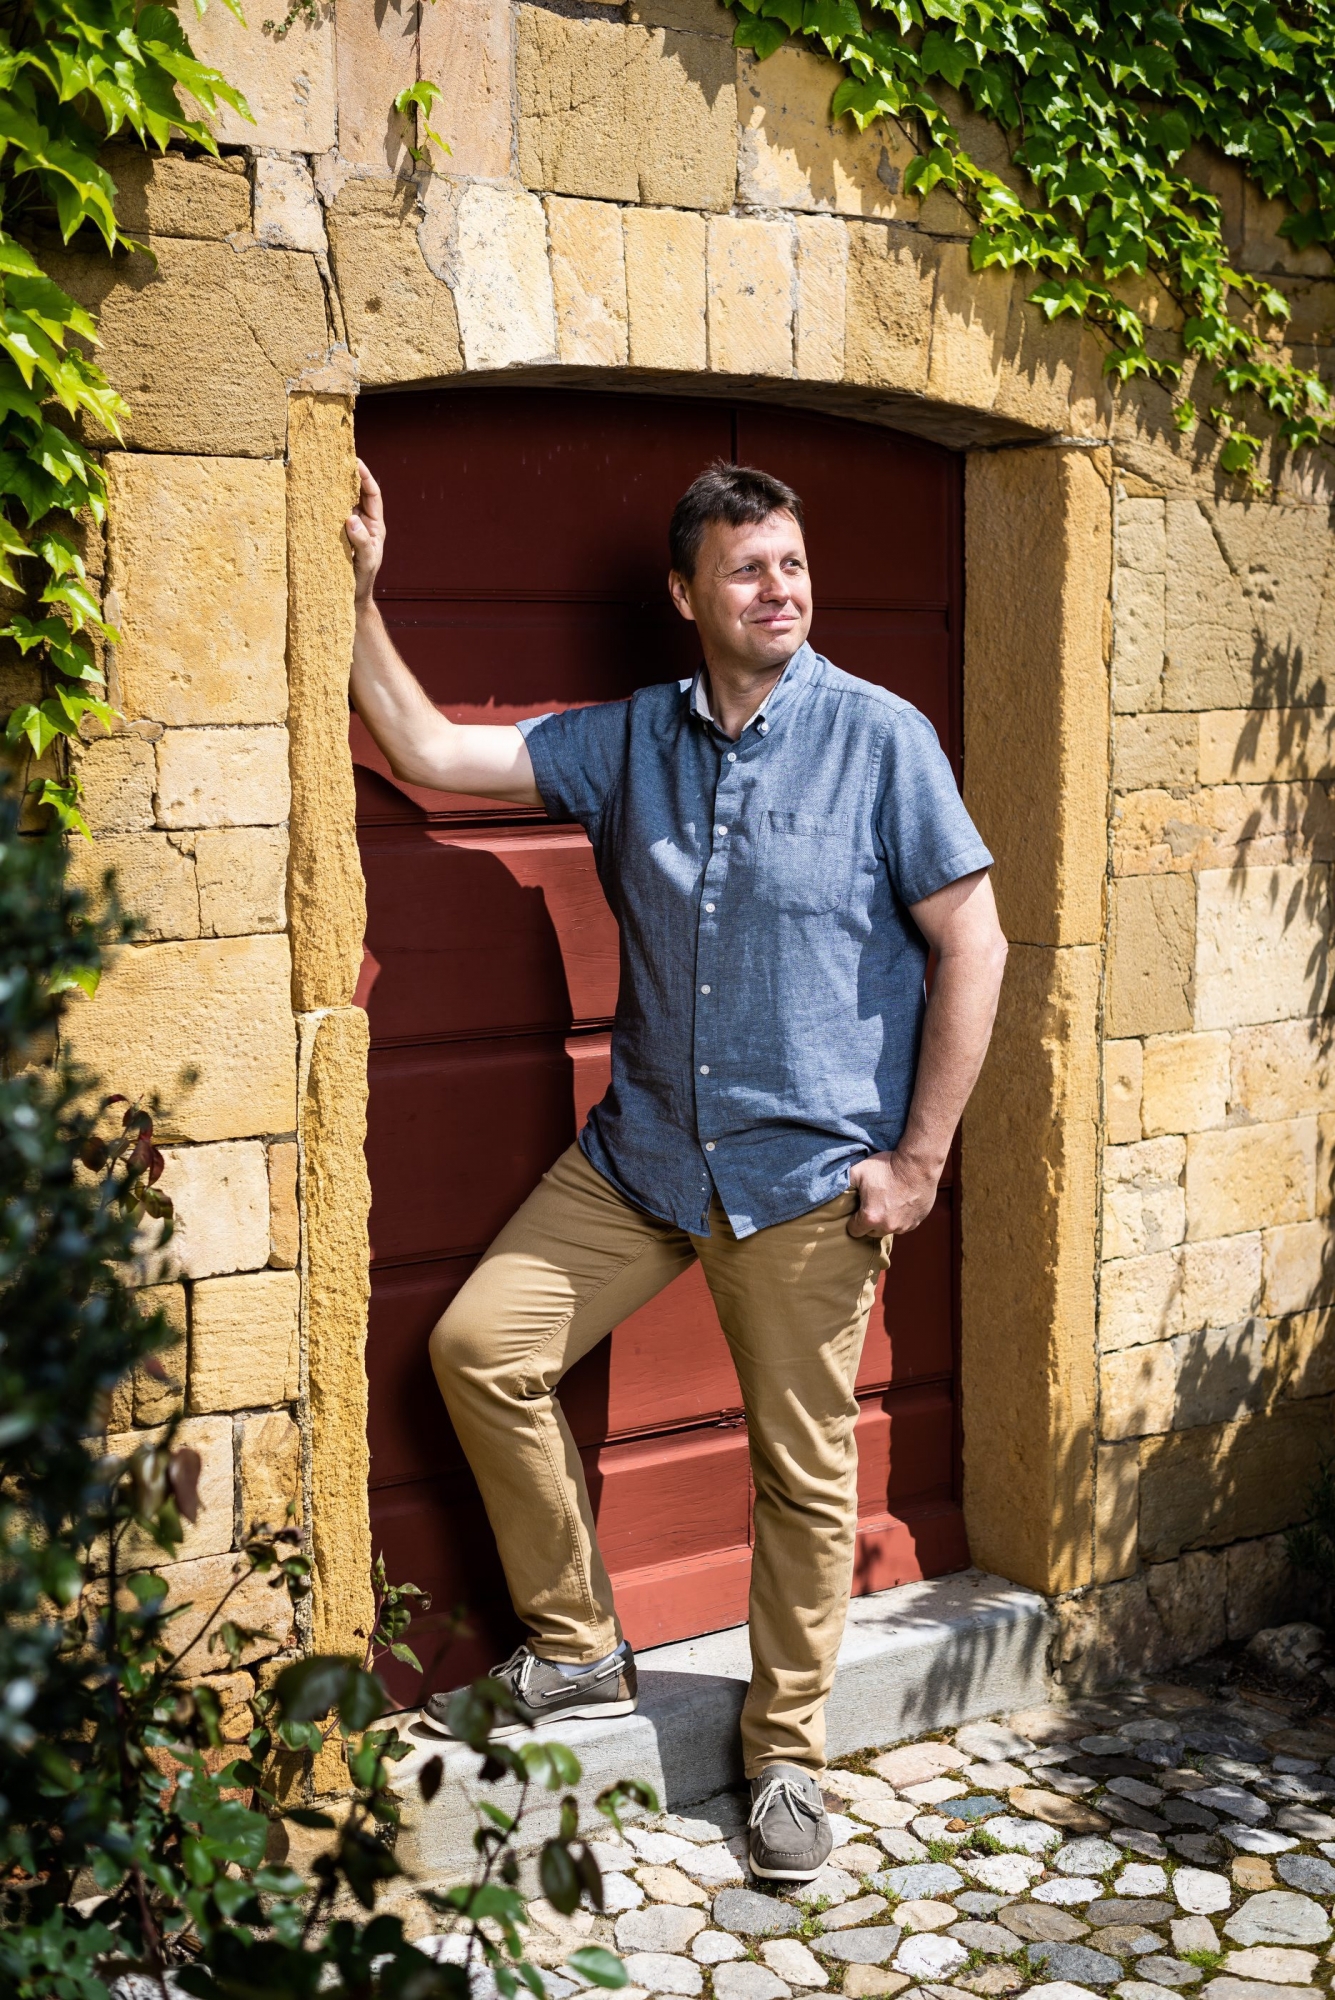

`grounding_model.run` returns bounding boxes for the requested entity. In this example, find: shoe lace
[749,1775,823,1832]
[490,1644,539,1700]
